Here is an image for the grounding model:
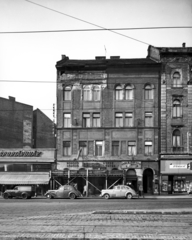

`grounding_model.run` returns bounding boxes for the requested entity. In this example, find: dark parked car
[3,186,35,199]
[45,185,81,199]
